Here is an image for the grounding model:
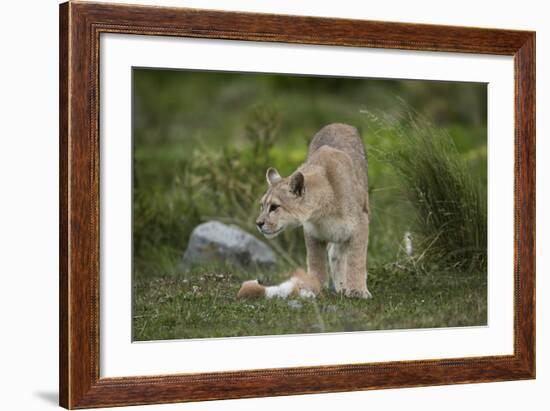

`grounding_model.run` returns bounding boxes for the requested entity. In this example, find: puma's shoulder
[308,123,366,160]
[303,125,368,211]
